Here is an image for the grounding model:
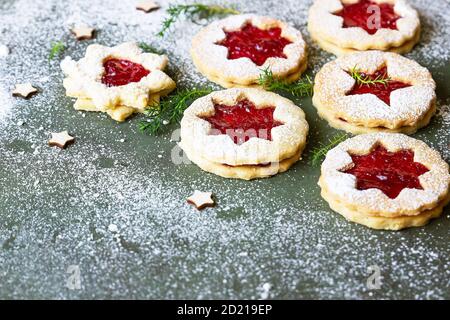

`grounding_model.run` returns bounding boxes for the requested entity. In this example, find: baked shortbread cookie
[318,133,450,230]
[313,51,436,134]
[191,14,307,88]
[308,0,421,56]
[61,42,176,121]
[179,88,309,180]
